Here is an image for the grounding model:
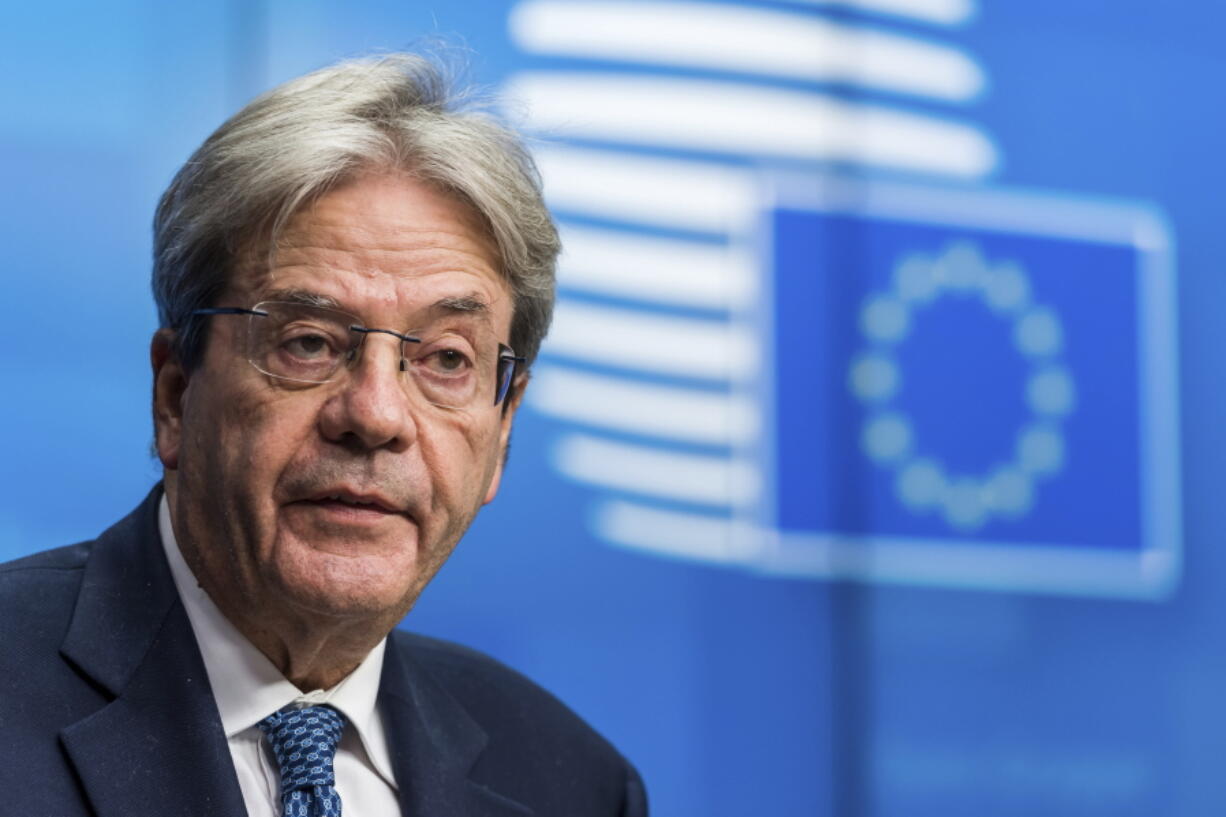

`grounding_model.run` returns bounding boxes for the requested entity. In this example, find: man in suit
[0,54,646,816]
